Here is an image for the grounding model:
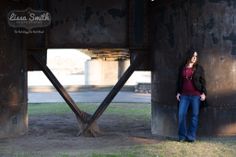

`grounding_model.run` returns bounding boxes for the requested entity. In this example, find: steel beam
[32,54,87,123]
[82,53,144,134]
